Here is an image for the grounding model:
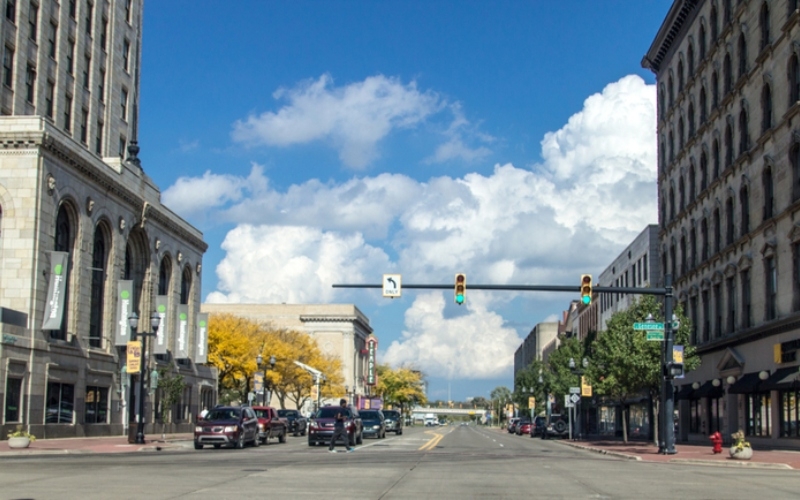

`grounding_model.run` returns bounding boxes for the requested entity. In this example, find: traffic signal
[454,273,466,305]
[580,274,593,305]
[666,361,685,378]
